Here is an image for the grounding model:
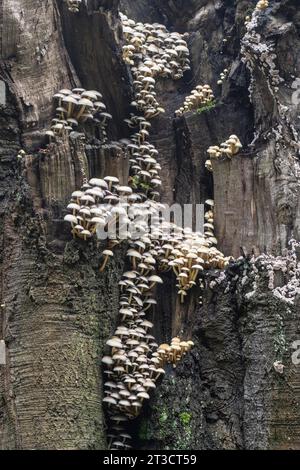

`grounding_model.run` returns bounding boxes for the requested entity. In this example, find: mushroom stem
[172,267,179,277]
[67,102,73,118]
[143,303,152,312]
